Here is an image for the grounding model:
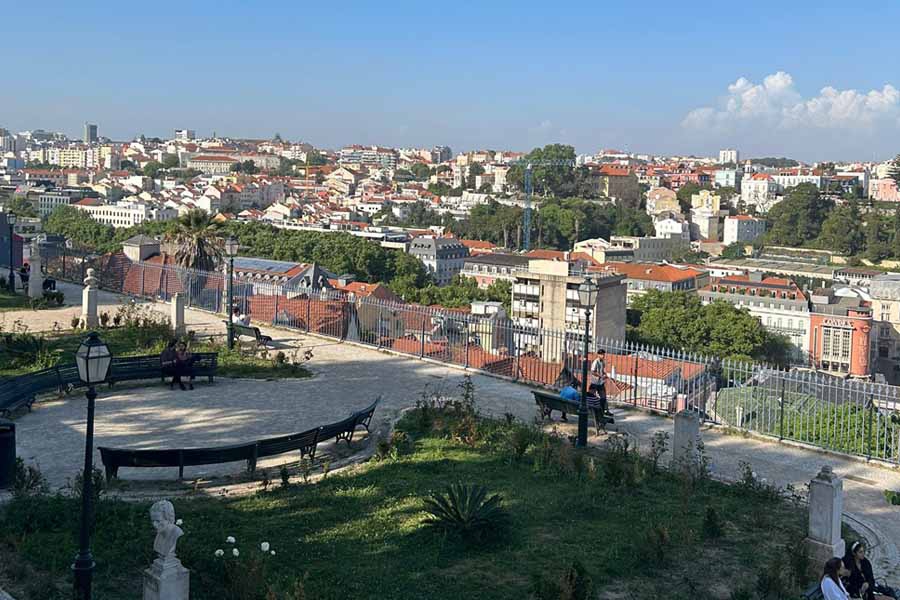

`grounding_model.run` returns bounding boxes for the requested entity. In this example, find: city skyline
[5,1,900,161]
